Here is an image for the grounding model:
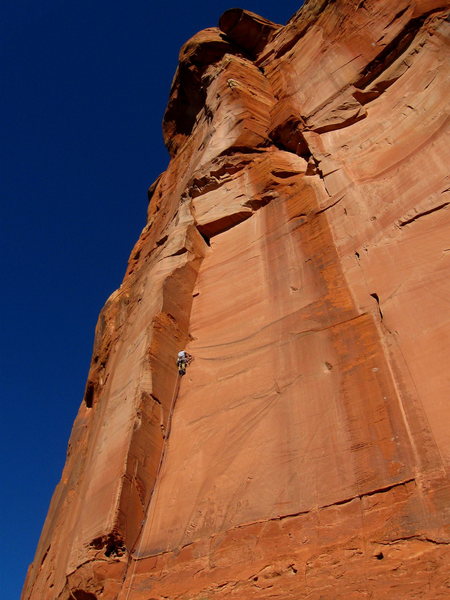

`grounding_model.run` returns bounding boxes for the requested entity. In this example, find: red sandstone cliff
[23,1,450,599]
